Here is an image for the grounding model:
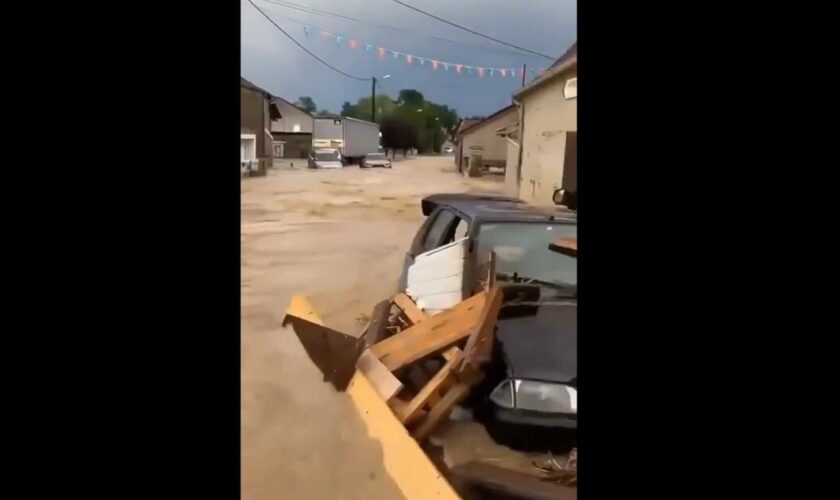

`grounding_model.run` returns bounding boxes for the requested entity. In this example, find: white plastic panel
[406,237,466,314]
